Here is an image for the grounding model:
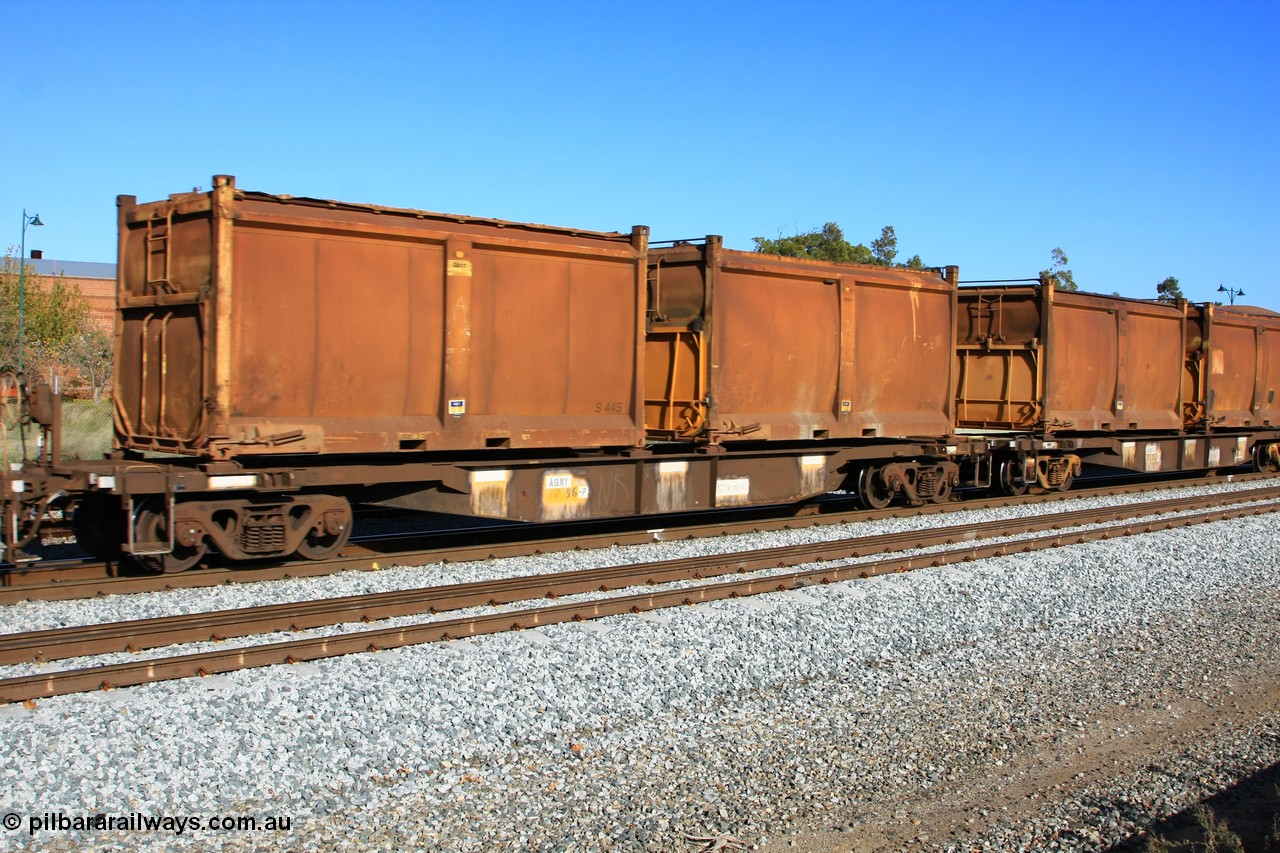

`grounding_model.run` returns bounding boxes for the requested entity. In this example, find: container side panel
[852,282,953,436]
[1206,322,1257,424]
[230,230,320,416]
[711,270,839,437]
[471,250,638,419]
[470,251,568,415]
[231,229,446,420]
[568,260,638,417]
[1046,304,1117,429]
[313,238,416,417]
[1121,311,1183,429]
